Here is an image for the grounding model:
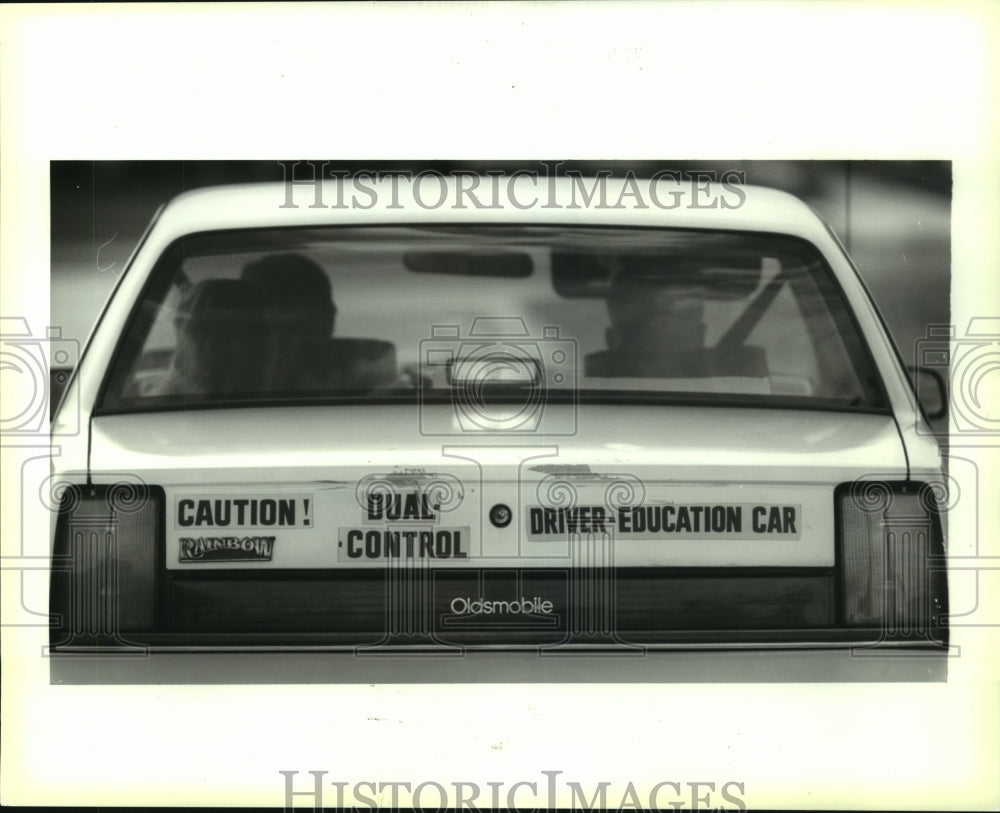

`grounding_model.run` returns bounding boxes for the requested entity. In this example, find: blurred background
[51,160,950,415]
